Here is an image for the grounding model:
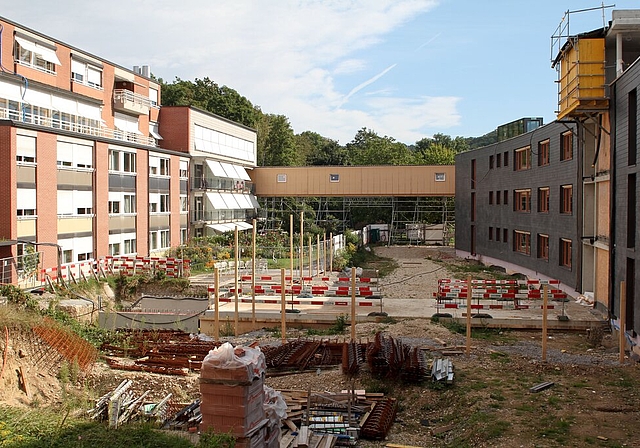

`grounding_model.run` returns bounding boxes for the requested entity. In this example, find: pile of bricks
[199,344,279,447]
